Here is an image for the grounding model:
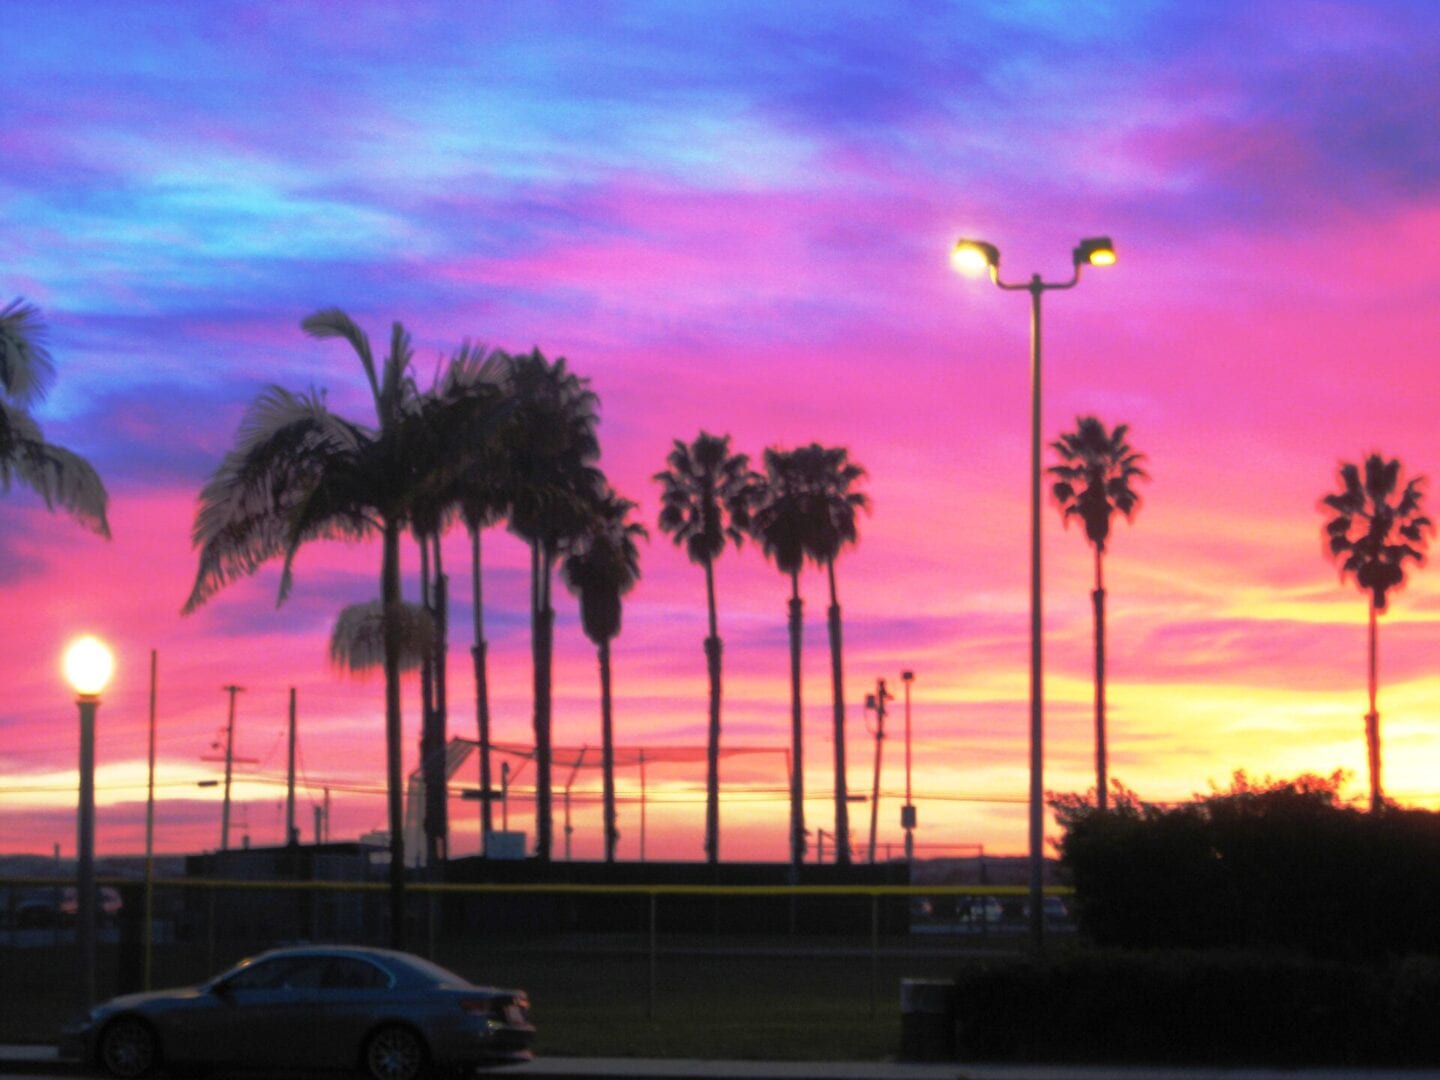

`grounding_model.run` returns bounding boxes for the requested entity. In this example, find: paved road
[6,1046,1440,1080]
